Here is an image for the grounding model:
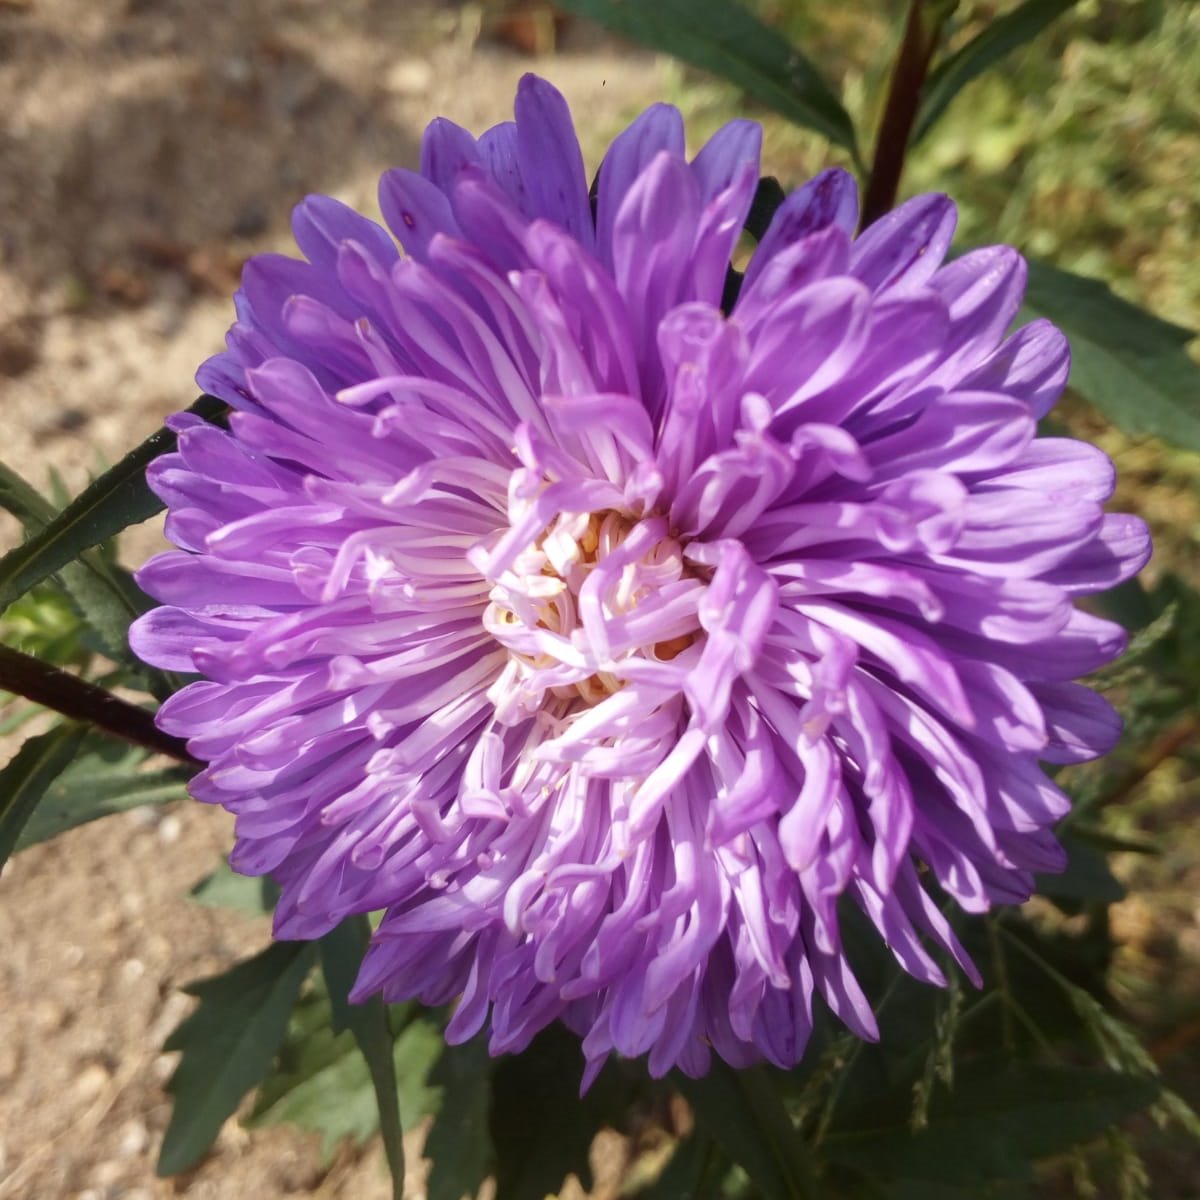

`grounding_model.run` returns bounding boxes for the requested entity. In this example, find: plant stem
[861,0,954,228]
[0,644,196,765]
